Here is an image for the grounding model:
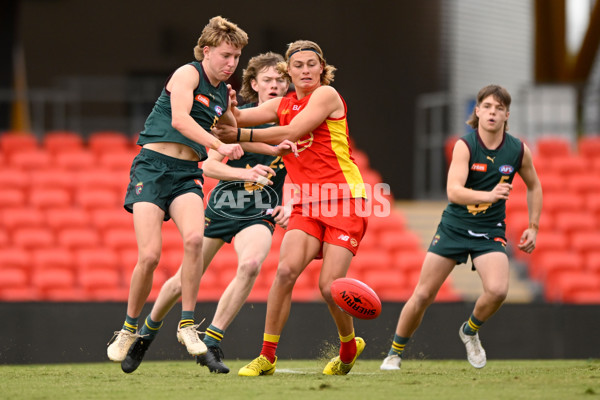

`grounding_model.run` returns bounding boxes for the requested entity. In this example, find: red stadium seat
[0,268,28,289]
[57,228,100,251]
[31,268,76,292]
[1,207,45,232]
[76,248,120,271]
[9,149,52,171]
[76,169,128,194]
[29,188,71,209]
[546,156,587,176]
[578,136,600,160]
[43,130,84,155]
[45,207,90,233]
[585,252,600,272]
[544,270,600,302]
[32,248,76,271]
[54,150,96,170]
[350,249,393,273]
[553,212,597,237]
[98,150,137,172]
[530,250,583,281]
[570,232,600,259]
[29,168,77,194]
[542,192,584,216]
[393,249,426,272]
[0,132,38,156]
[368,212,407,235]
[0,188,26,210]
[104,228,138,252]
[565,173,600,195]
[88,131,130,155]
[90,209,132,233]
[75,189,121,211]
[379,230,422,253]
[12,226,54,250]
[0,168,30,193]
[535,136,572,159]
[79,268,122,291]
[0,248,31,270]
